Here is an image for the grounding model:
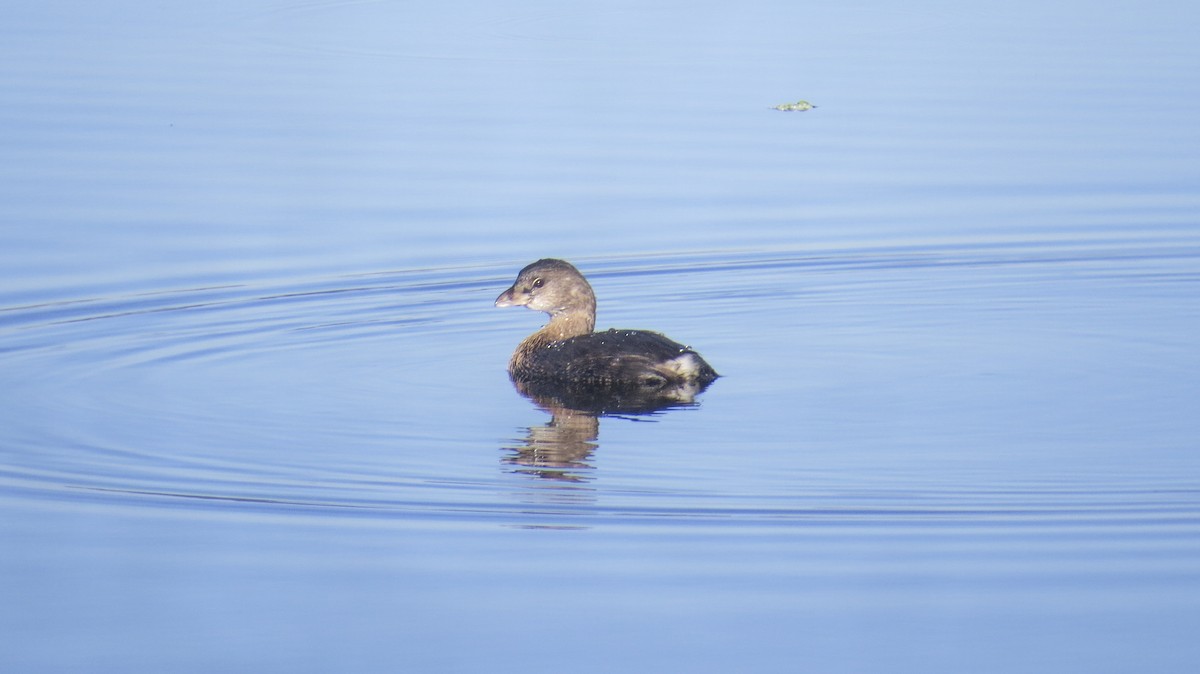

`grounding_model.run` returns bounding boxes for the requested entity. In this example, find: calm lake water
[3,1,1200,672]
